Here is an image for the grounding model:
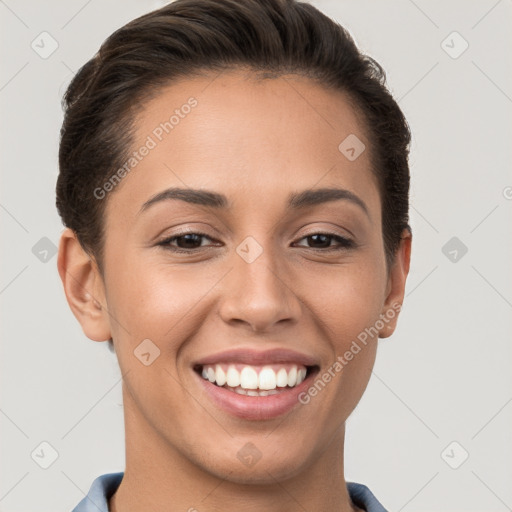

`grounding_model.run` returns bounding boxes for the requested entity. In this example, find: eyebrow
[139,186,370,218]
